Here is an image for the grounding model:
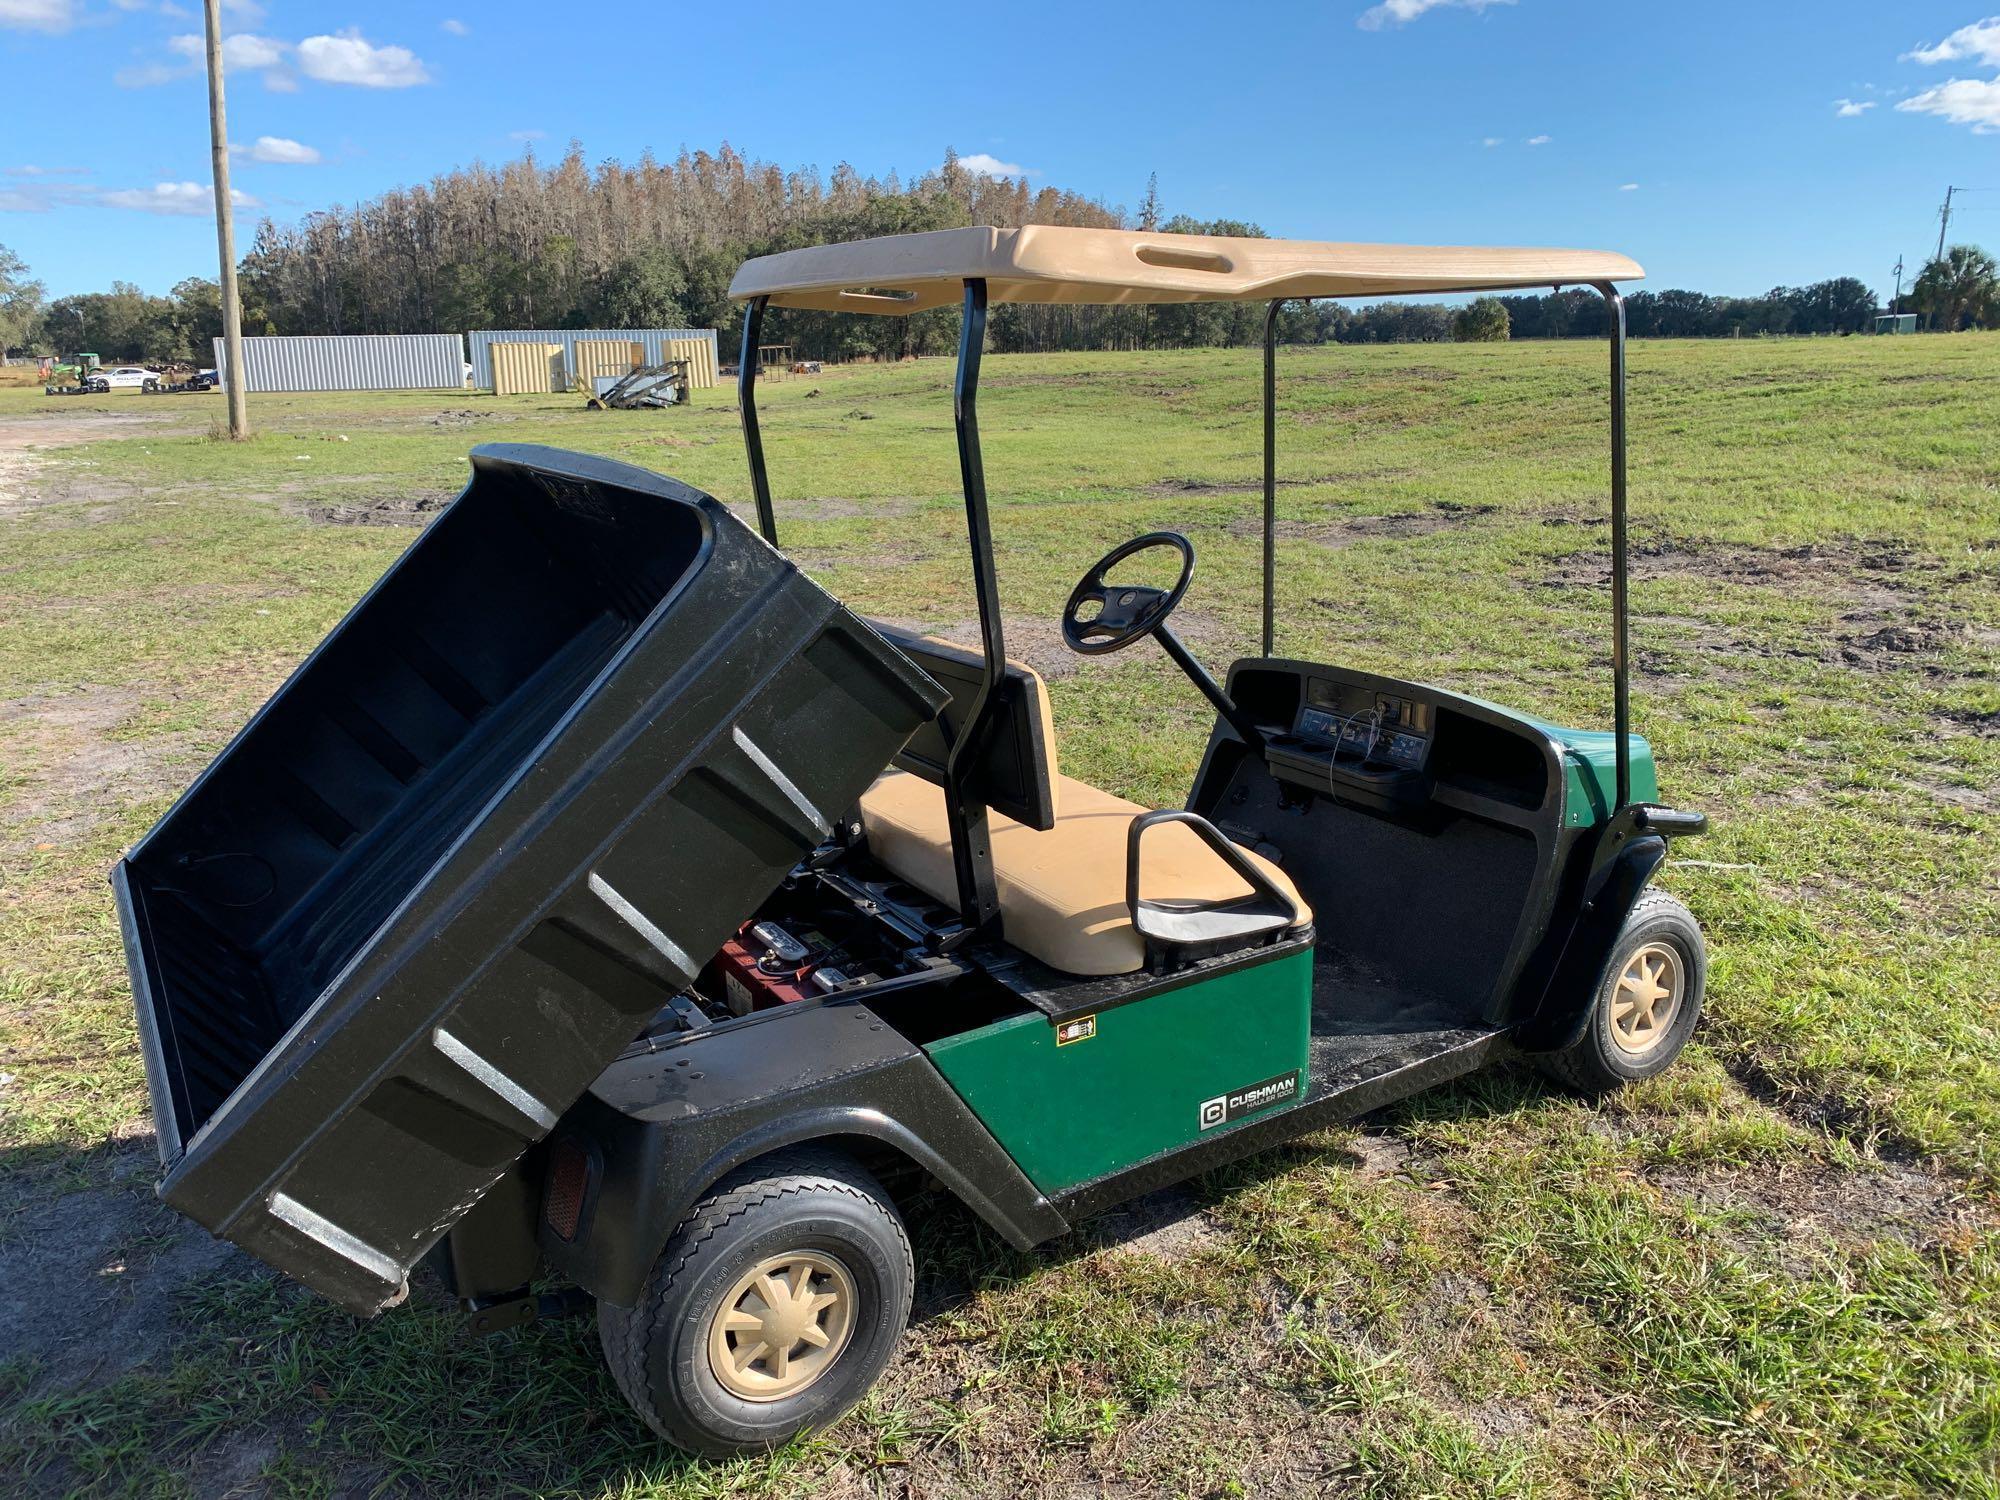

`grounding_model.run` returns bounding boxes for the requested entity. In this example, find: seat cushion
[858,769,1312,976]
